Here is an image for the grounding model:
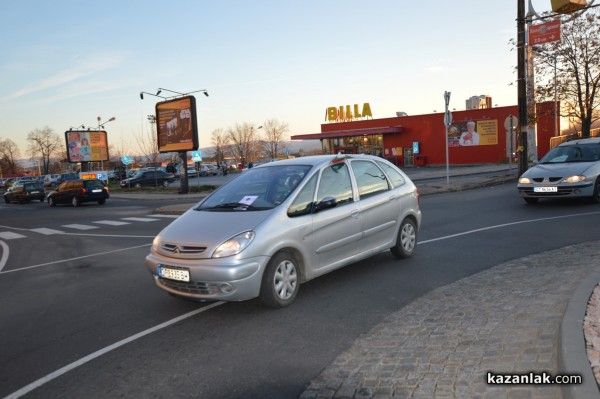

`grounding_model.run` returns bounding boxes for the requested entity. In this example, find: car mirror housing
[314,197,337,213]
